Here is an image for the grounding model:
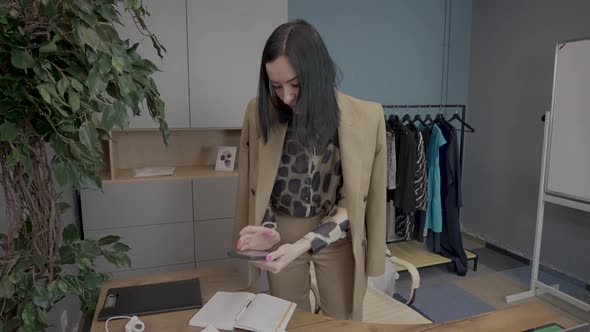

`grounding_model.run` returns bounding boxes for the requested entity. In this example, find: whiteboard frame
[506,38,590,311]
[544,37,590,205]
